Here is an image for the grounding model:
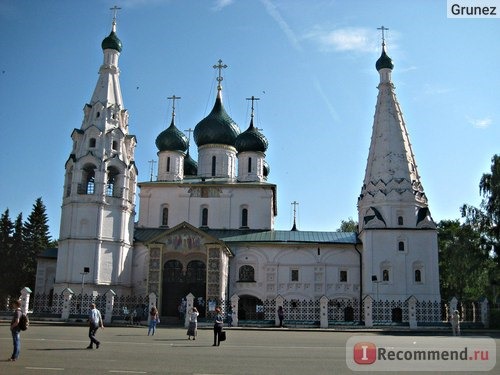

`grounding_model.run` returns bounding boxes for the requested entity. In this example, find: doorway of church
[161,259,206,320]
[238,295,265,320]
